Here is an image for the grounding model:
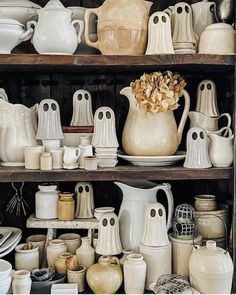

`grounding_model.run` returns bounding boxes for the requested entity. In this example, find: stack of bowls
[0,259,12,294]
